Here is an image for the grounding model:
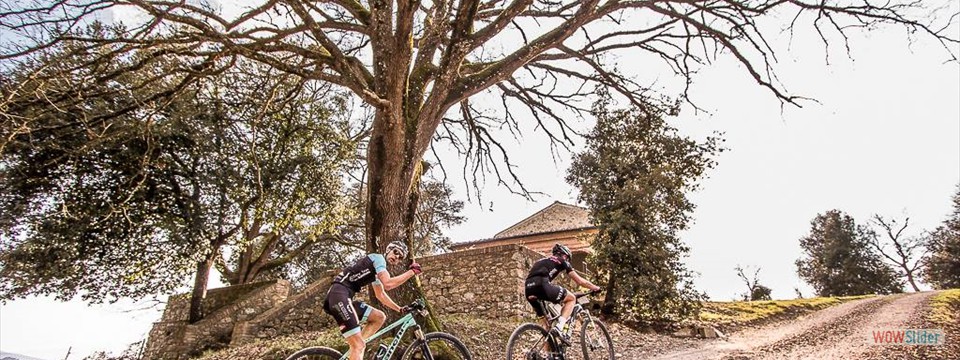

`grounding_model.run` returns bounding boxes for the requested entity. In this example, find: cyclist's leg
[345,333,365,360]
[354,300,385,340]
[526,279,549,320]
[543,283,574,330]
[325,286,365,360]
[559,290,576,319]
[526,280,554,353]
